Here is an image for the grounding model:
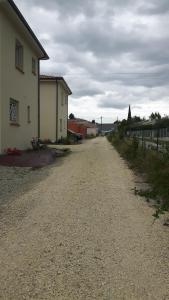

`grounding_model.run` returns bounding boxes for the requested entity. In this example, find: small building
[87,126,98,136]
[40,75,72,142]
[68,118,98,138]
[0,0,49,153]
[97,123,115,135]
